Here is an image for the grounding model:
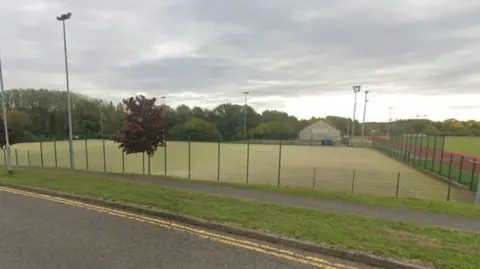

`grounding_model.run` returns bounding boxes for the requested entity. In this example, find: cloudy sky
[1,0,480,122]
